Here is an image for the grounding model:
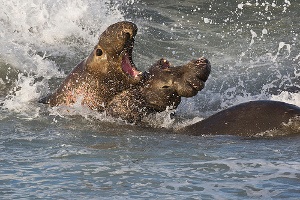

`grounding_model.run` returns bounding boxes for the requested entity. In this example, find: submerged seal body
[39,21,141,111]
[180,100,300,137]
